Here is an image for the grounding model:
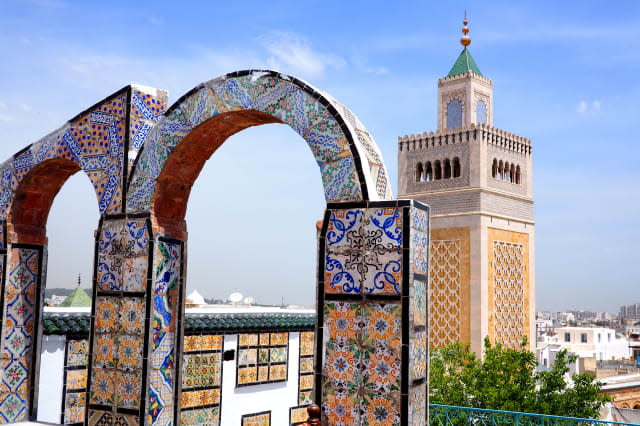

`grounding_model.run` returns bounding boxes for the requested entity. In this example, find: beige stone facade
[398,65,535,354]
